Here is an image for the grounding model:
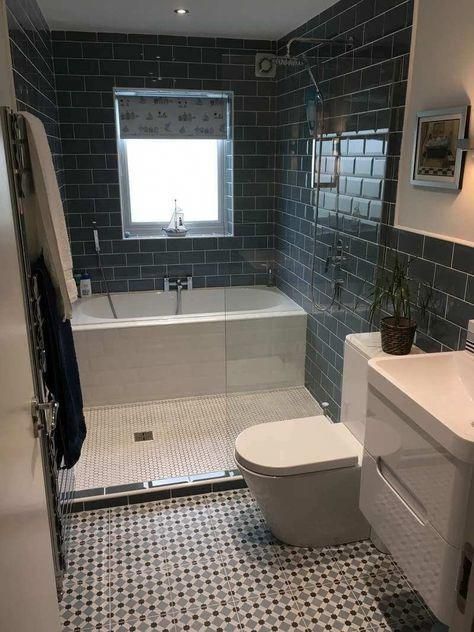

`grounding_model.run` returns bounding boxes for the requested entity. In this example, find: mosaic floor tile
[69,510,110,543]
[168,558,233,611]
[208,492,263,515]
[222,544,281,570]
[114,614,176,631]
[207,488,255,511]
[163,521,221,565]
[293,582,369,631]
[110,529,166,553]
[212,511,267,535]
[109,549,169,577]
[214,512,279,559]
[60,579,110,630]
[161,521,219,543]
[66,549,110,579]
[109,518,165,542]
[108,569,174,624]
[335,540,396,581]
[352,567,432,628]
[64,566,108,586]
[161,507,212,530]
[75,387,322,490]
[166,494,210,513]
[225,552,289,601]
[109,527,167,552]
[174,602,241,631]
[61,489,437,632]
[278,546,342,590]
[236,593,307,631]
